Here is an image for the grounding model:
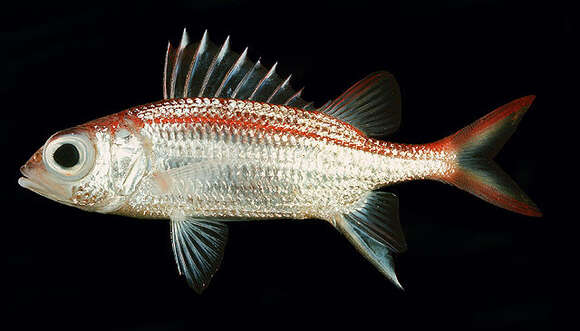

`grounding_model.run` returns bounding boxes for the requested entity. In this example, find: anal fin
[170,214,229,293]
[335,191,407,289]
